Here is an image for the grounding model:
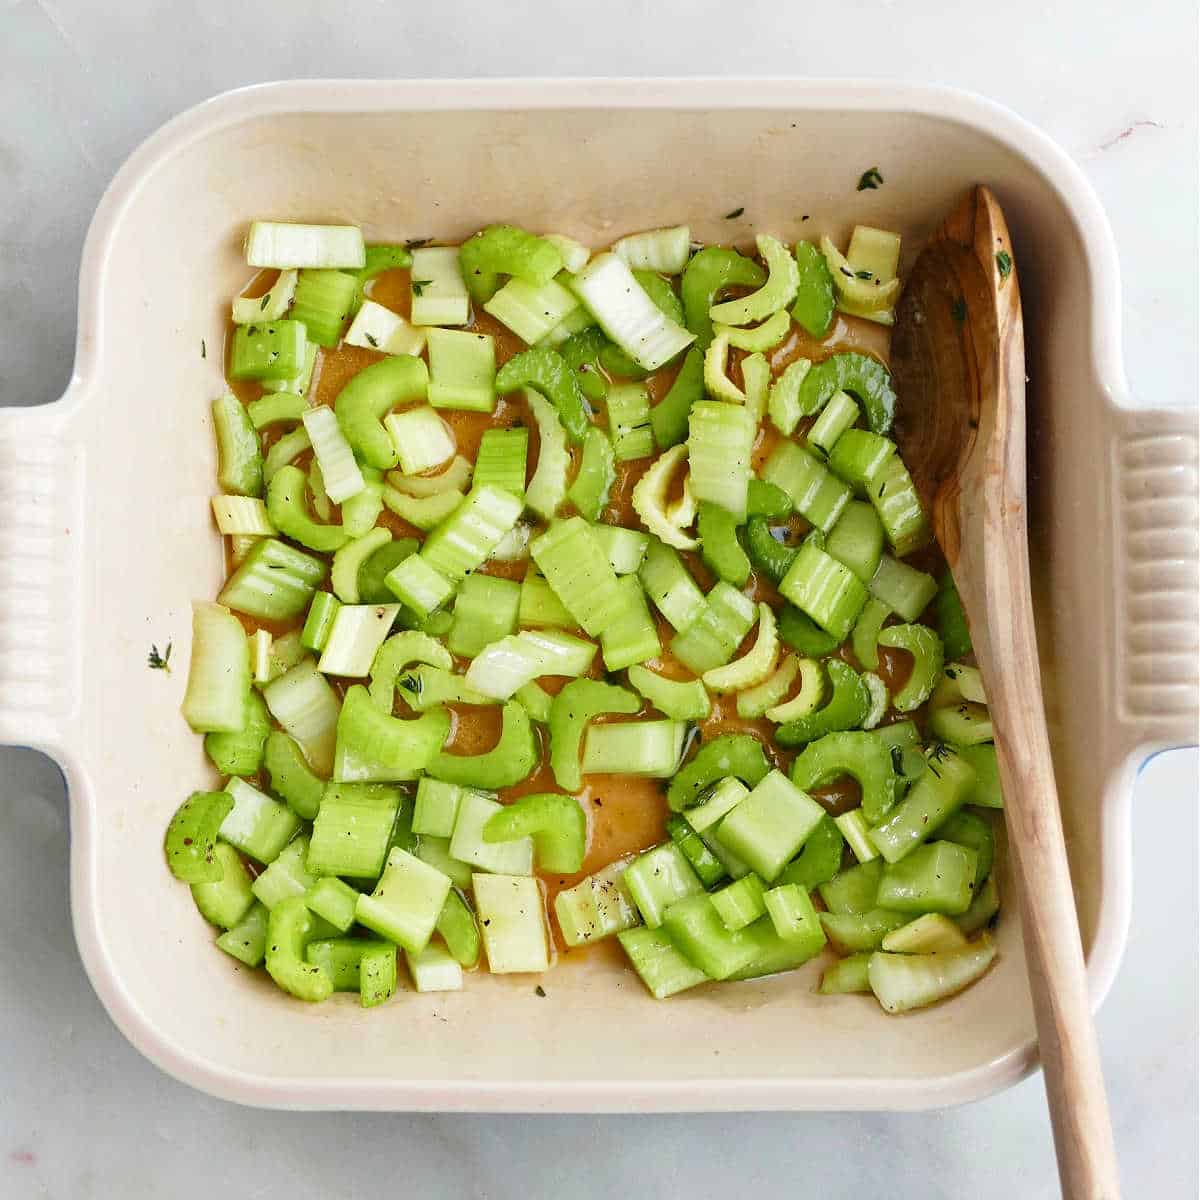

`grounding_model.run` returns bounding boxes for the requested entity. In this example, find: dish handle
[1110,404,1198,760]
[0,393,85,755]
